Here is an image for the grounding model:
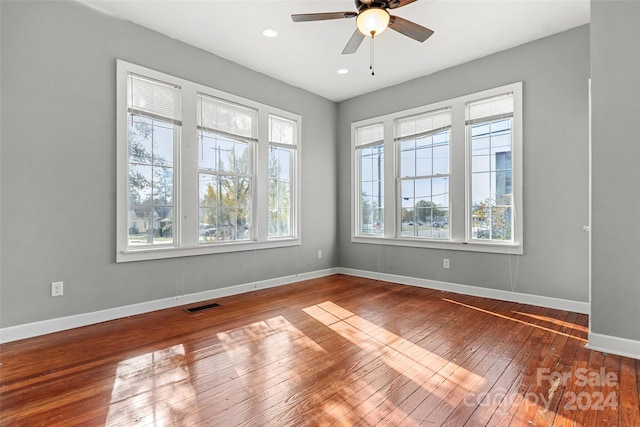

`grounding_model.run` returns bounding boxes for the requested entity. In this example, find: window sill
[351,235,523,255]
[117,238,301,263]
